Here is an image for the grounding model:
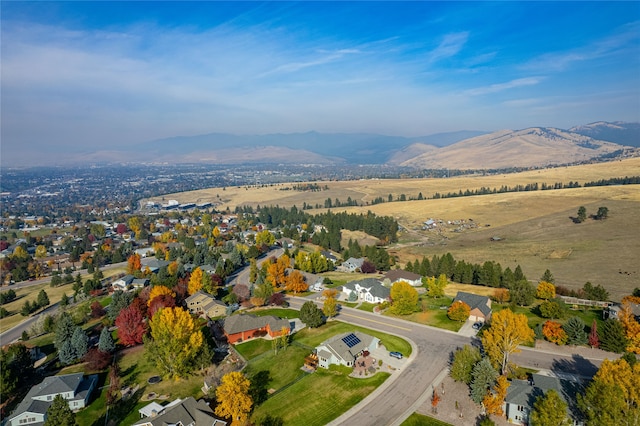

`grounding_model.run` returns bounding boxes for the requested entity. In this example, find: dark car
[389,351,403,359]
[472,322,483,330]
